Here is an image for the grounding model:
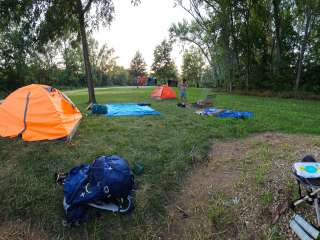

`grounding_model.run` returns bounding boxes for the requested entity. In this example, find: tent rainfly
[0,84,82,142]
[150,85,177,99]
